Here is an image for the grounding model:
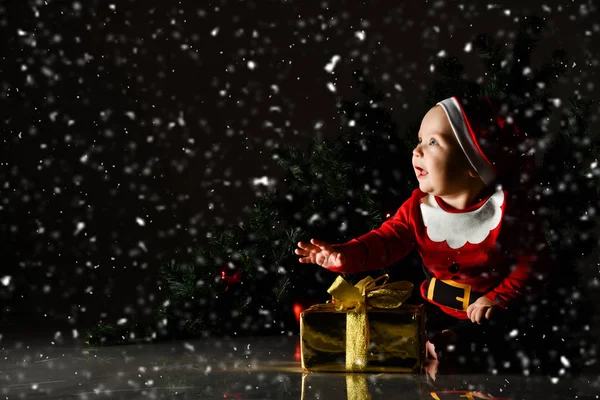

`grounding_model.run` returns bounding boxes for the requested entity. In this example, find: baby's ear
[468,168,480,179]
